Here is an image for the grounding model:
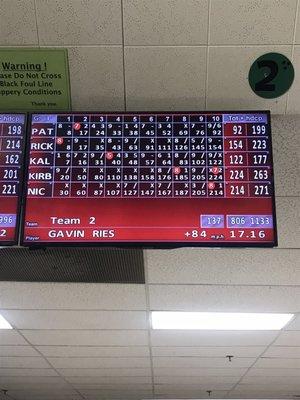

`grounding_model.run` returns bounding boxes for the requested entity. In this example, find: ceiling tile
[0,283,146,310]
[152,356,254,368]
[264,346,300,358]
[123,0,208,45]
[154,389,228,398]
[36,0,122,45]
[59,368,151,377]
[154,376,238,384]
[154,383,234,392]
[230,390,300,399]
[287,46,300,114]
[125,46,206,111]
[74,383,152,391]
[271,118,300,196]
[1,310,147,330]
[7,397,79,400]
[273,331,300,346]
[78,389,152,396]
[0,331,27,345]
[0,0,38,45]
[276,197,300,249]
[247,368,300,377]
[48,357,150,369]
[241,375,300,384]
[151,330,277,346]
[9,396,82,400]
[0,376,65,384]
[255,357,300,368]
[0,346,39,357]
[152,346,264,358]
[74,384,152,392]
[8,390,79,400]
[153,367,246,377]
[146,248,300,285]
[68,46,125,111]
[79,397,147,400]
[210,0,296,45]
[0,368,58,376]
[295,6,300,43]
[237,383,300,391]
[79,394,152,400]
[0,356,49,368]
[66,376,152,384]
[156,395,229,400]
[0,381,70,391]
[21,330,148,346]
[37,345,150,358]
[149,284,300,312]
[227,396,296,400]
